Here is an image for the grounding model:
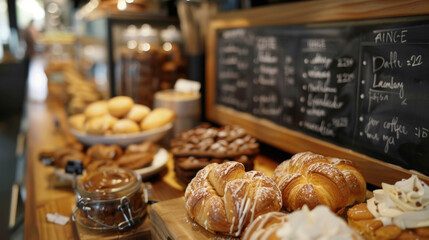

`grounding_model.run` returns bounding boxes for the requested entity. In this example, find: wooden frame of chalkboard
[205,0,429,186]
